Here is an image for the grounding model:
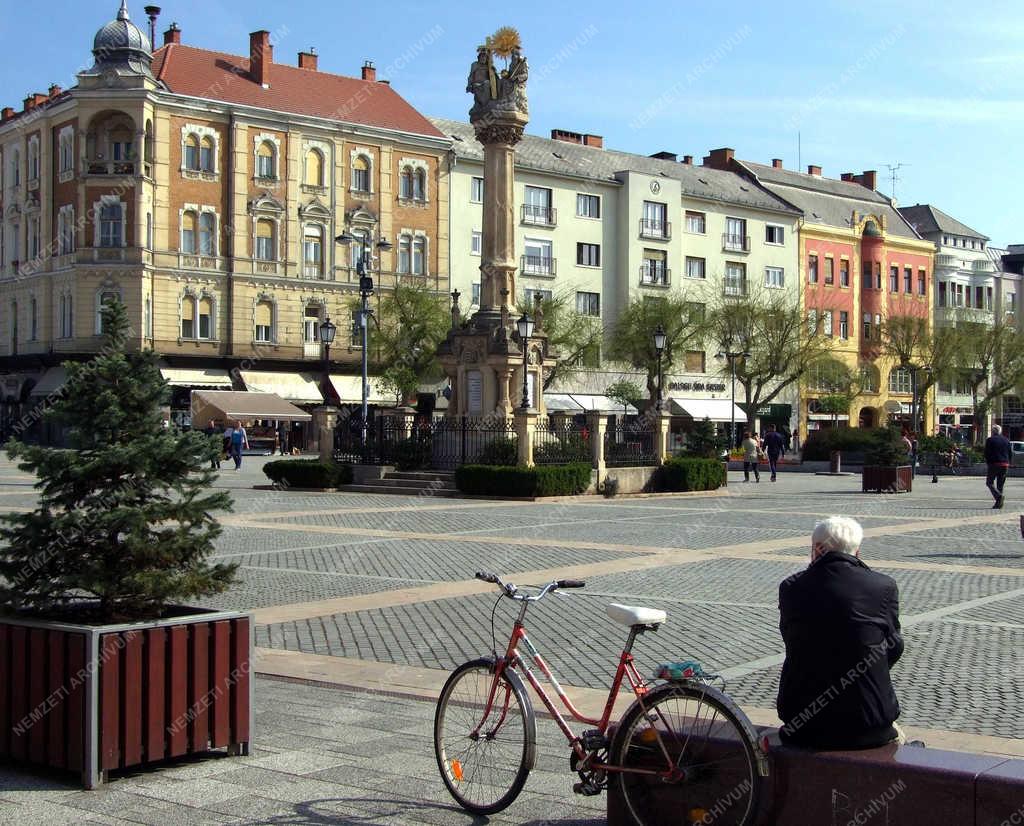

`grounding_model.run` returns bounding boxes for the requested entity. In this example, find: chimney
[249,30,273,88]
[23,95,36,111]
[163,23,180,45]
[298,48,318,70]
[583,134,603,148]
[807,164,822,176]
[702,147,734,169]
[48,84,62,98]
[144,5,160,48]
[840,172,855,182]
[682,155,693,165]
[361,60,376,81]
[551,128,583,144]
[858,170,878,191]
[0,107,14,122]
[772,158,783,169]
